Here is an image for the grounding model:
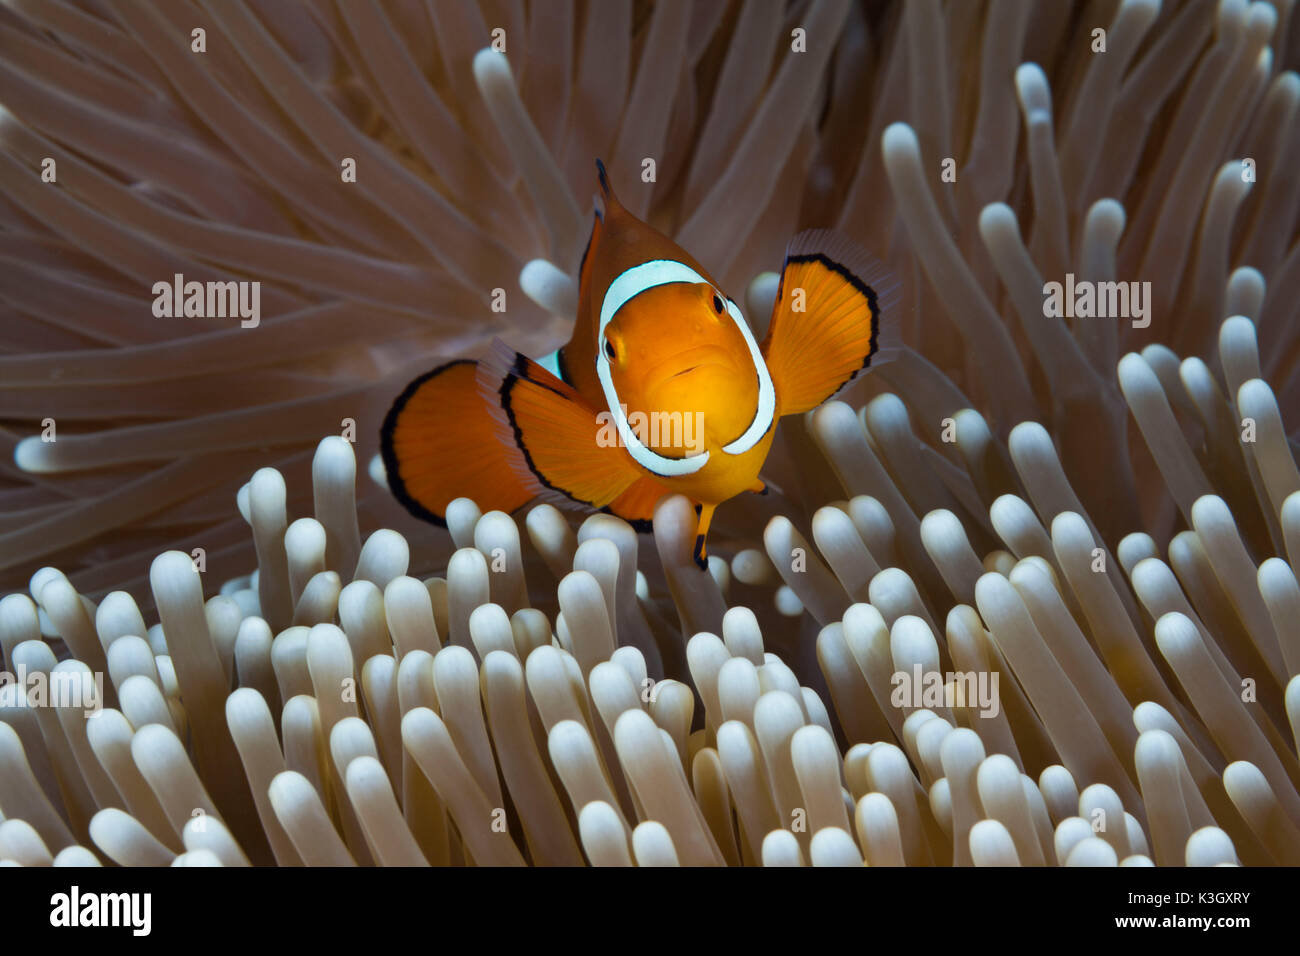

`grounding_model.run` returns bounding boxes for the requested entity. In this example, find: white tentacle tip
[1014,63,1051,113]
[1008,420,1051,448]
[12,436,49,474]
[1085,198,1127,237]
[1236,377,1272,410]
[520,259,579,318]
[1220,314,1257,341]
[315,434,357,470]
[472,47,513,88]
[368,452,387,489]
[977,202,1018,238]
[881,122,919,157]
